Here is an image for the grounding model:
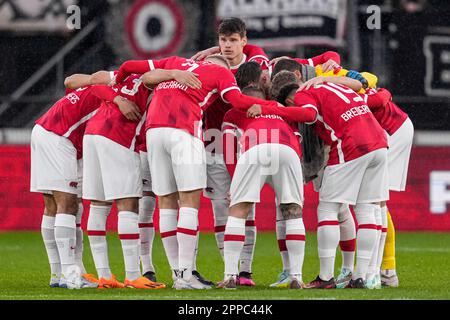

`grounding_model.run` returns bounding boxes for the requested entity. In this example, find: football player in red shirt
[114,54,280,289]
[190,17,344,286]
[82,68,201,290]
[30,70,133,289]
[247,71,391,289]
[218,86,312,289]
[363,88,414,288]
